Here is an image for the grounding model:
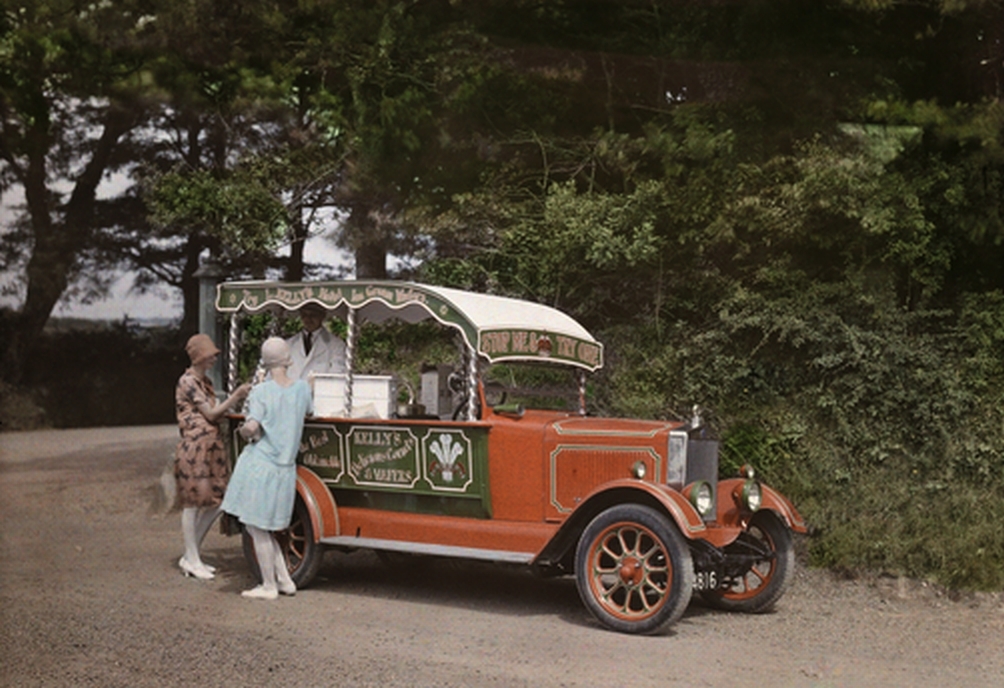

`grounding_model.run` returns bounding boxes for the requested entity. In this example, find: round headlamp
[688,480,714,517]
[737,480,762,512]
[631,460,647,480]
